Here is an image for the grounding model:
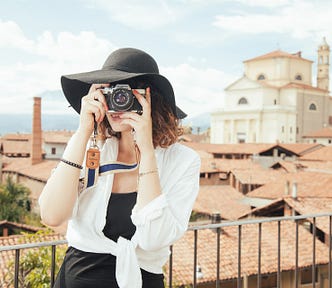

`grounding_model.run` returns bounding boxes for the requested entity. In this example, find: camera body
[101,84,145,113]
